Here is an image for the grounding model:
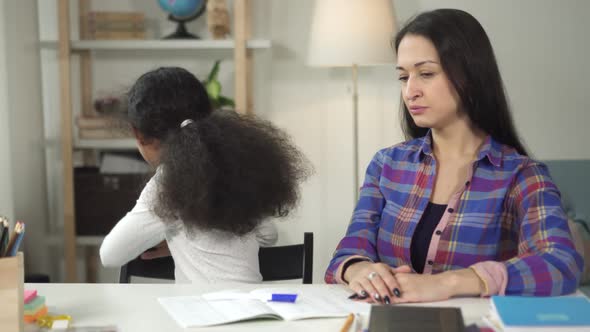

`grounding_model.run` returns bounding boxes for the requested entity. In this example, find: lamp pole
[352,64,359,202]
